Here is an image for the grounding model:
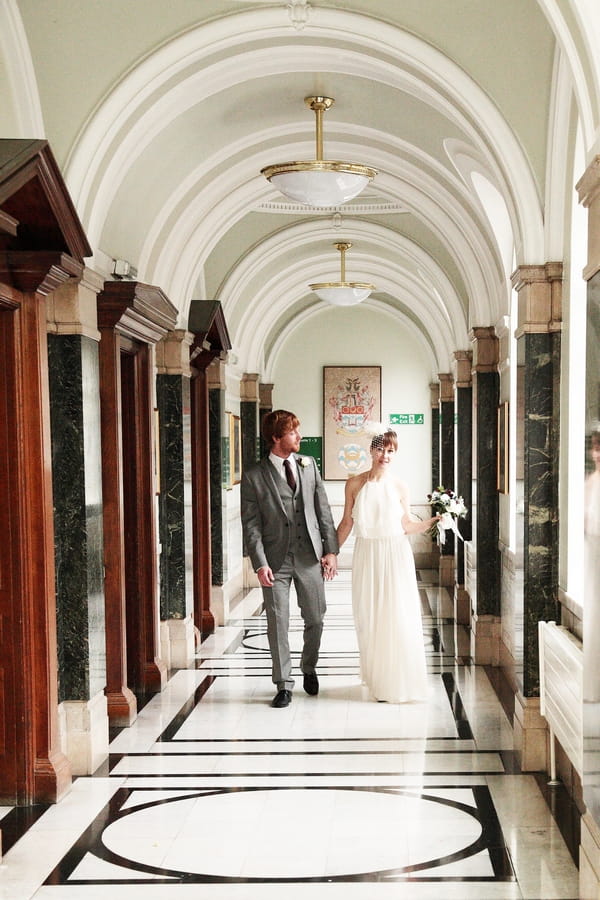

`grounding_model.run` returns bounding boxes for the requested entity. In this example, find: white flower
[299,457,311,467]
